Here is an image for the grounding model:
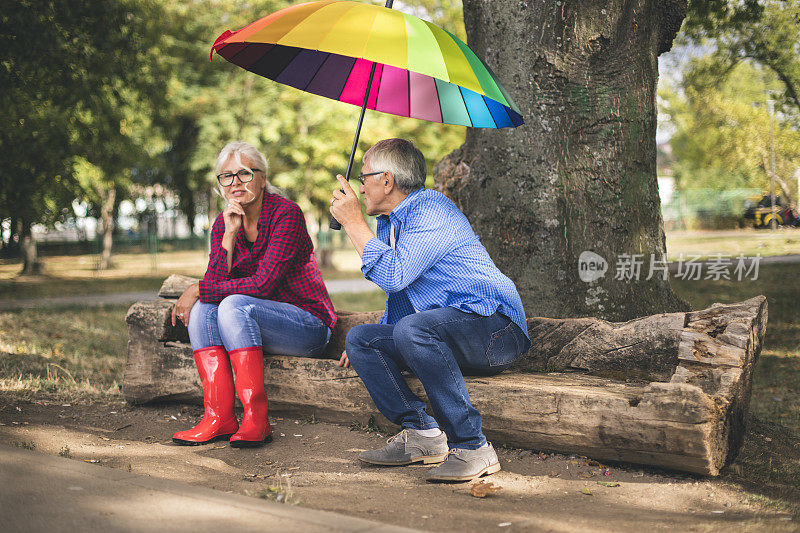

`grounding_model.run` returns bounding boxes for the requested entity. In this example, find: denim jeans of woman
[188,294,331,355]
[344,307,531,450]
